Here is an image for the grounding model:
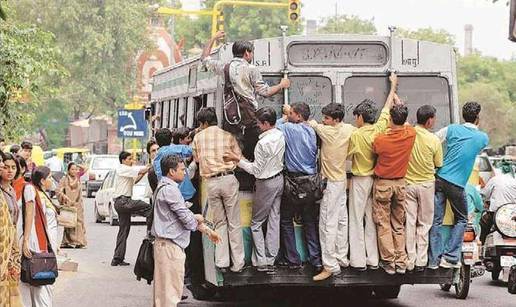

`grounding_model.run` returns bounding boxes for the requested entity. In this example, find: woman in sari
[57,162,87,248]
